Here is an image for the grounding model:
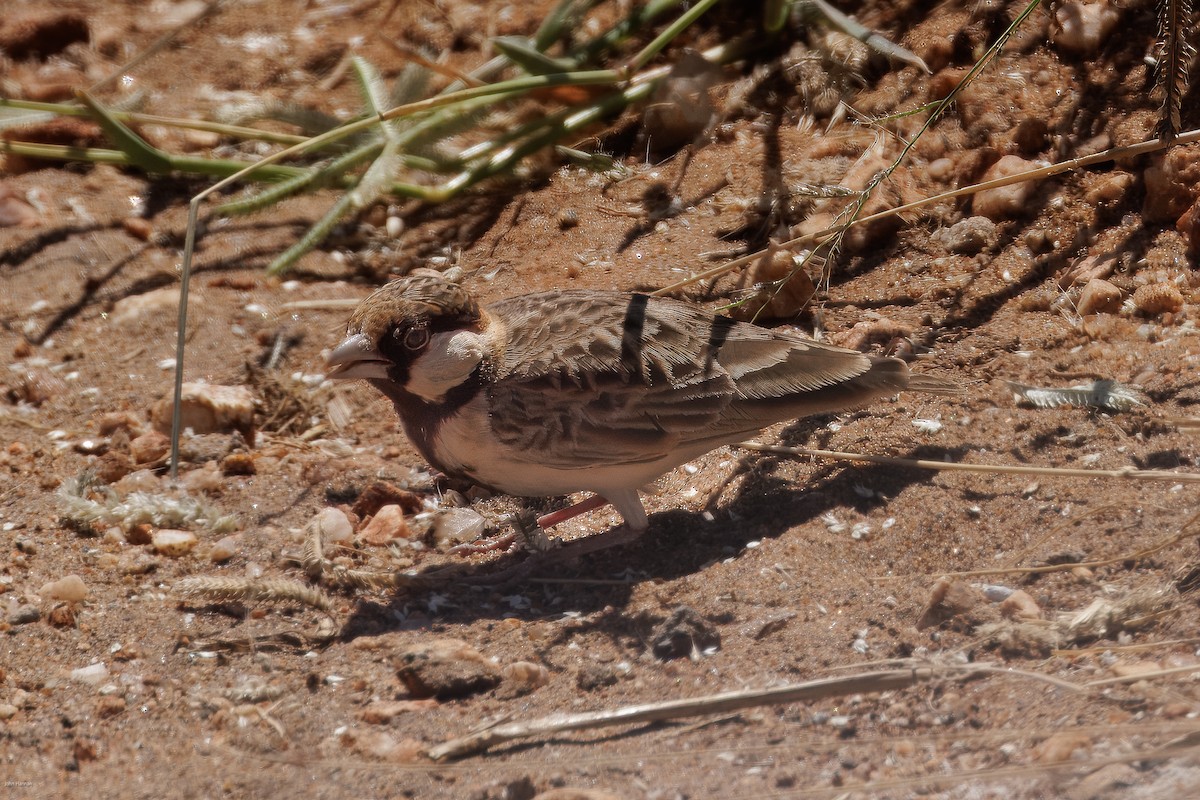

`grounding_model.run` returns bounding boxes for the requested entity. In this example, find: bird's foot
[455,523,644,588]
